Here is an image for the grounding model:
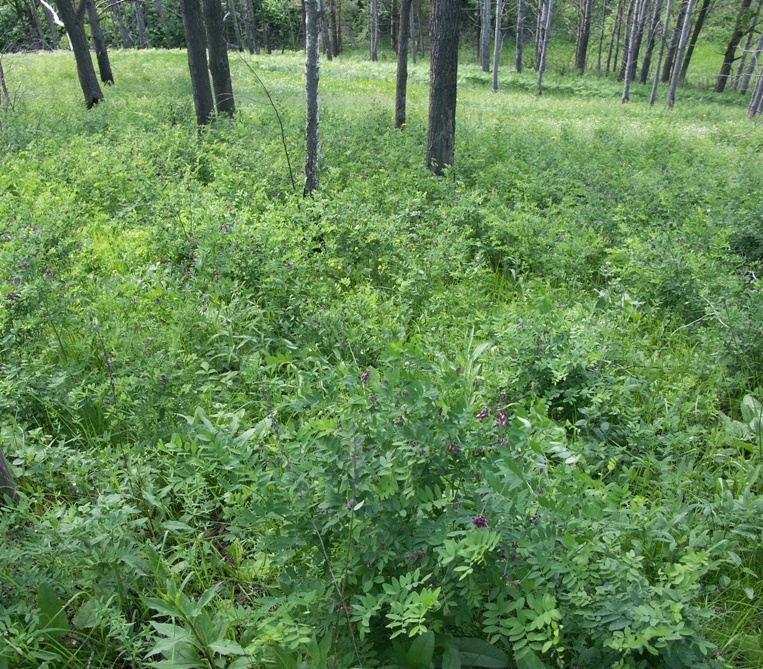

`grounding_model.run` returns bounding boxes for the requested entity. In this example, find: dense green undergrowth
[1,49,763,669]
